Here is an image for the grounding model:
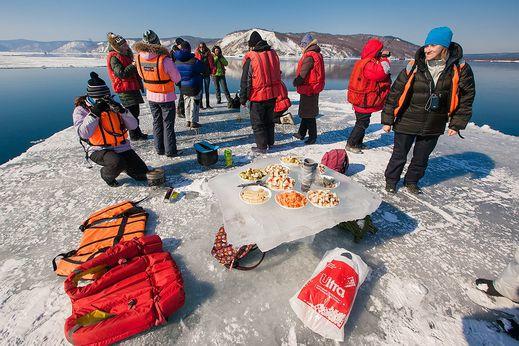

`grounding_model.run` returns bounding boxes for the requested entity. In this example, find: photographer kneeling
[73,72,149,187]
